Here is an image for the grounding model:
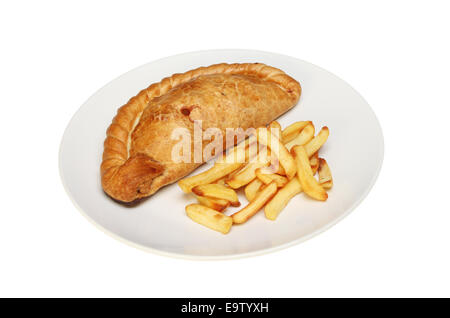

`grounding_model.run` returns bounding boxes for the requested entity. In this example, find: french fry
[254,169,274,185]
[292,146,328,201]
[310,151,319,175]
[186,204,233,234]
[281,121,312,144]
[178,162,243,193]
[214,177,227,186]
[264,178,303,220]
[321,181,333,189]
[226,153,270,189]
[318,158,333,189]
[195,195,230,212]
[232,182,278,224]
[261,148,285,175]
[285,123,315,150]
[178,136,253,192]
[255,168,289,187]
[244,178,264,201]
[273,158,286,175]
[256,128,297,179]
[226,165,242,180]
[304,126,329,157]
[219,135,257,164]
[268,121,282,140]
[192,184,240,207]
[181,120,333,233]
[266,122,282,164]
